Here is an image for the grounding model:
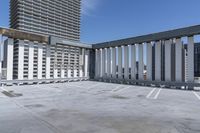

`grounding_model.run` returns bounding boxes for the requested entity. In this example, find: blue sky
[1,0,200,44]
